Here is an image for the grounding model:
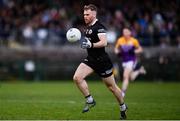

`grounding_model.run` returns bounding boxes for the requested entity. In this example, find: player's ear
[92,11,97,18]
